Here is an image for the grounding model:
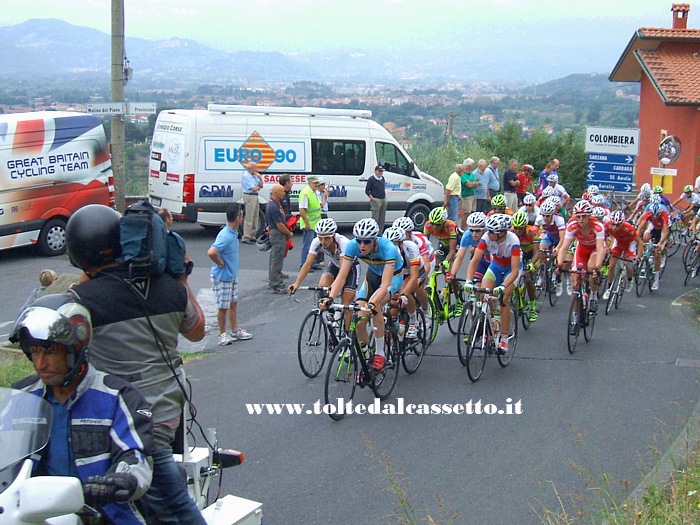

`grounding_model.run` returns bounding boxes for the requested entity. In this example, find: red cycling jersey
[564,218,605,247]
[639,210,669,231]
[604,221,636,246]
